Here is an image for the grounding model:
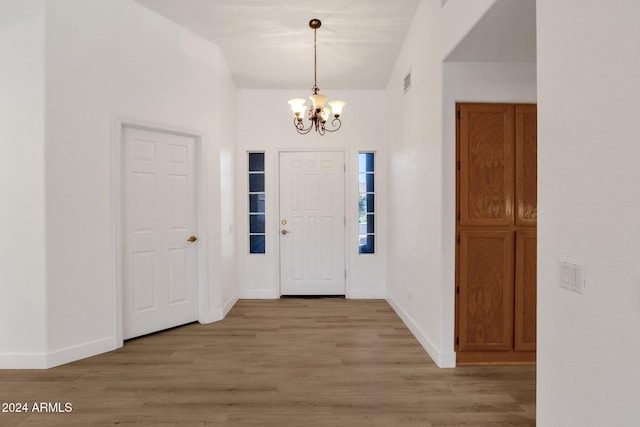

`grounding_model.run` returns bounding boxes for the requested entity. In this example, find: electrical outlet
[560,261,585,294]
